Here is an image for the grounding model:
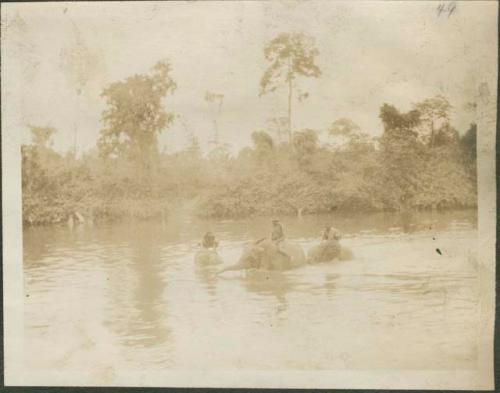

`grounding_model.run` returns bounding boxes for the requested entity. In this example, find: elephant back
[239,243,264,269]
[194,249,223,265]
[307,240,341,263]
[239,239,306,271]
